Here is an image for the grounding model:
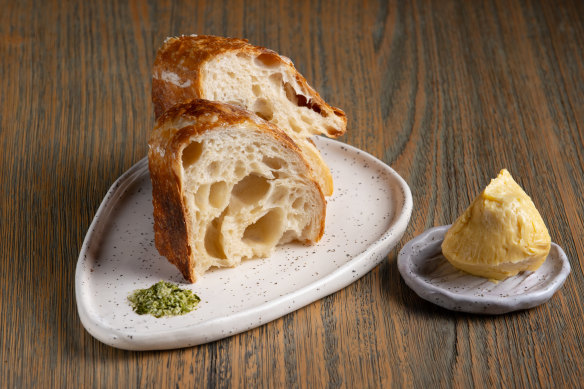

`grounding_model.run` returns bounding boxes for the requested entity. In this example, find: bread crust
[148,99,326,282]
[152,34,347,137]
